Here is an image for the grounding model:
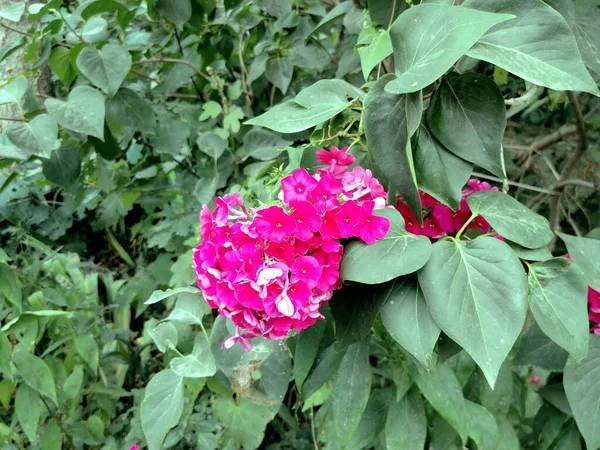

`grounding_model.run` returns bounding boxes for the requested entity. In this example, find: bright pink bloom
[334,200,360,238]
[310,175,343,213]
[281,169,318,204]
[357,201,391,244]
[291,256,322,287]
[130,446,140,450]
[253,206,296,242]
[419,191,440,208]
[316,145,355,166]
[291,201,321,241]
